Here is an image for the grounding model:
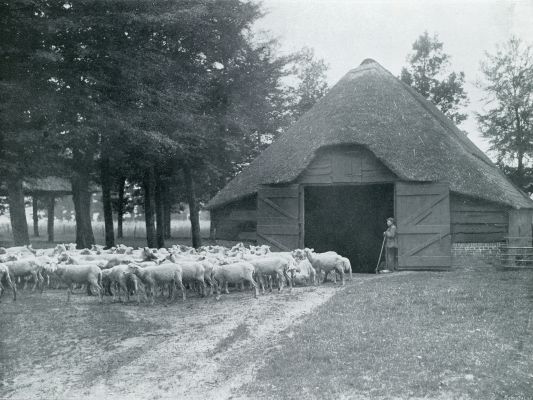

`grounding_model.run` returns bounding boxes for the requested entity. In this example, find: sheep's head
[165,253,178,264]
[292,249,306,260]
[286,258,299,273]
[4,254,18,262]
[44,263,58,274]
[57,253,69,263]
[127,263,142,275]
[53,244,67,255]
[142,247,158,261]
[259,245,270,254]
[51,263,64,275]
